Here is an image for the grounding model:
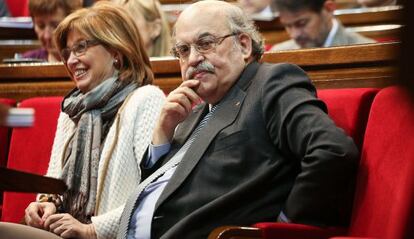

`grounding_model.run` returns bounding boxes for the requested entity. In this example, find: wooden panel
[0,42,399,101]
[0,40,41,62]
